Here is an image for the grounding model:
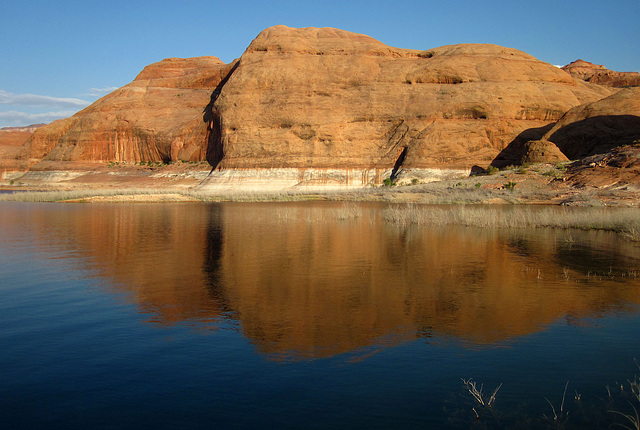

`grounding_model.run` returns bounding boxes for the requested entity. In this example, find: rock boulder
[491,87,640,168]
